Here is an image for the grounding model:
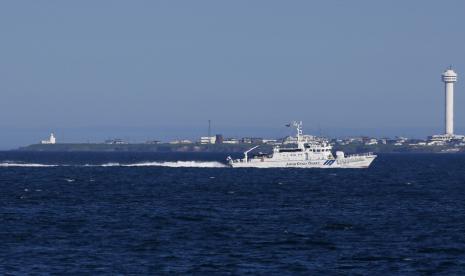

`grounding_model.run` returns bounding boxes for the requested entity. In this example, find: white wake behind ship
[227,121,376,169]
